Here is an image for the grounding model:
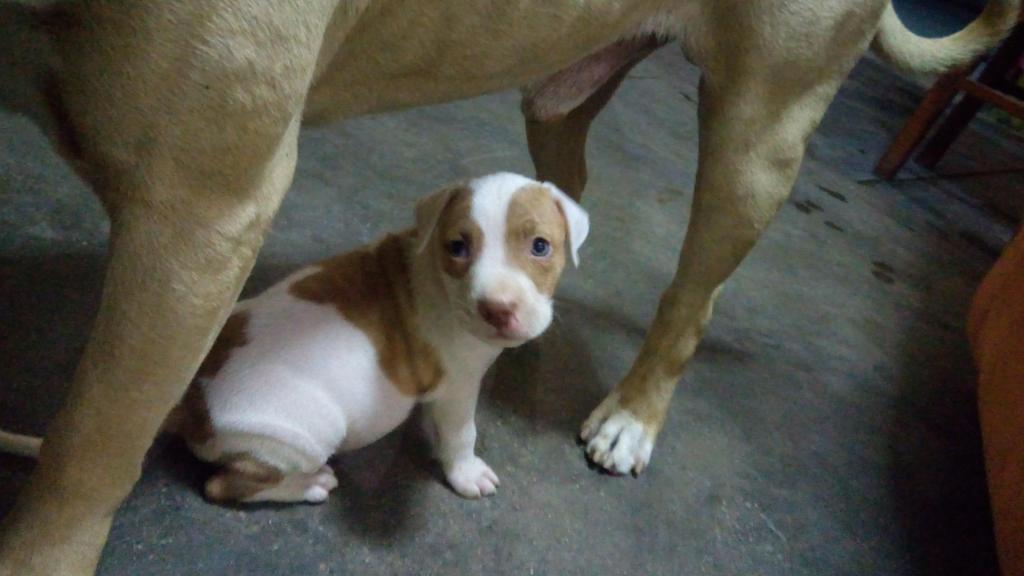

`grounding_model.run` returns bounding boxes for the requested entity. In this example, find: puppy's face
[416,173,589,347]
